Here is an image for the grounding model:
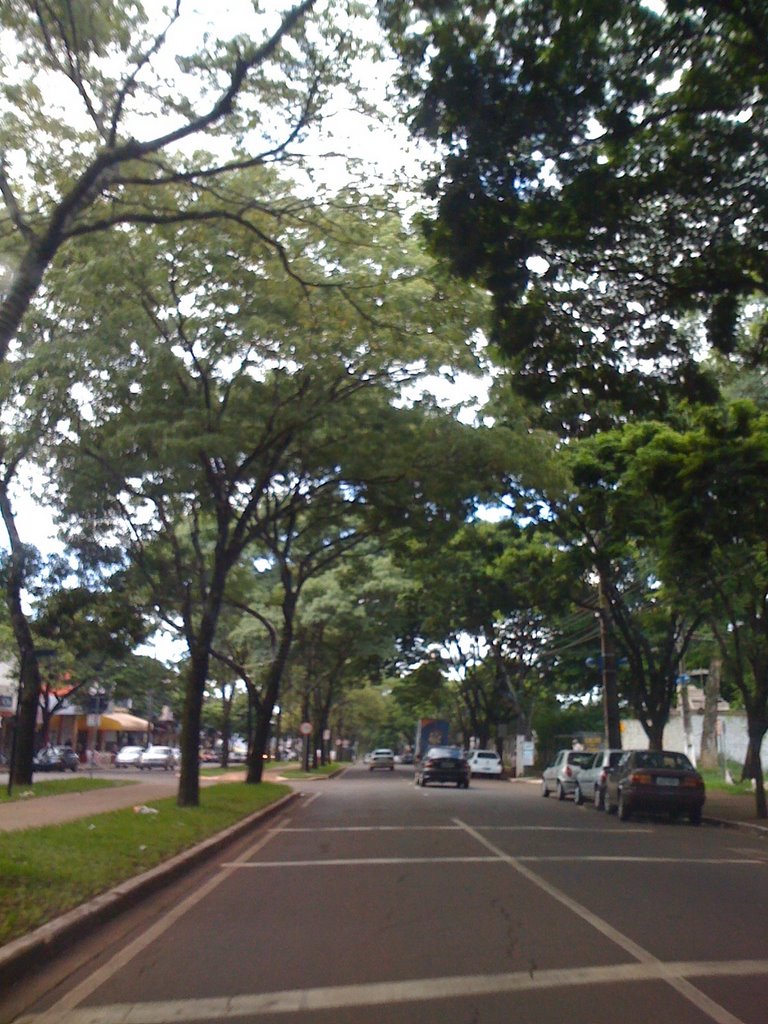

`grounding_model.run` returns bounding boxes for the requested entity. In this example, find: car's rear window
[569,752,597,768]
